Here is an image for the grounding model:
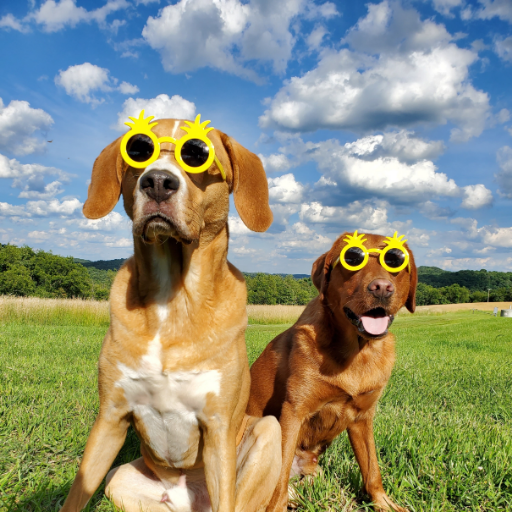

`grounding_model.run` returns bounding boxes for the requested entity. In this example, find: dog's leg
[347,416,408,512]
[61,412,129,512]
[202,422,237,512]
[265,402,303,512]
[233,415,282,512]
